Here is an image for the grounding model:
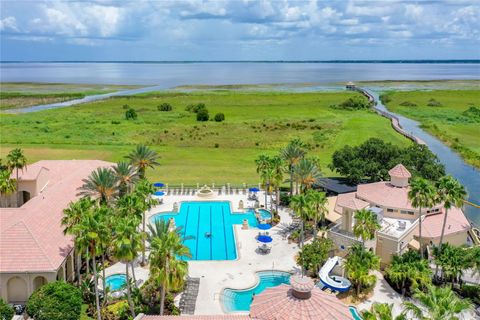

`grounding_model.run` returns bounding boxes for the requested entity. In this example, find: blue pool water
[349,306,363,320]
[222,271,291,313]
[105,274,127,291]
[245,208,272,221]
[150,201,261,260]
